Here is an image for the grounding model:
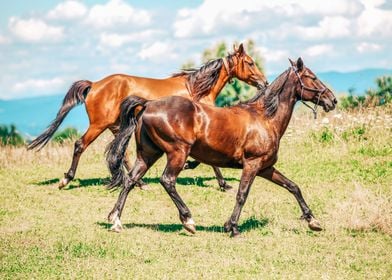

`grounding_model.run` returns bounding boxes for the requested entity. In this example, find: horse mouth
[256,81,268,90]
[322,102,336,112]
